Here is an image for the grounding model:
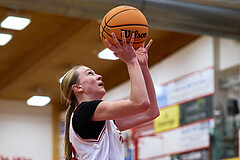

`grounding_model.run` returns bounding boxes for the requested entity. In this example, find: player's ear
[72,84,83,93]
